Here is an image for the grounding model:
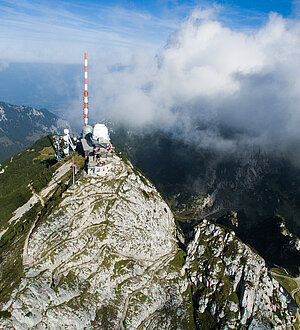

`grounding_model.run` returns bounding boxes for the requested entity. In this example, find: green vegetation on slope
[271,269,298,294]
[0,135,55,227]
[0,136,85,305]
